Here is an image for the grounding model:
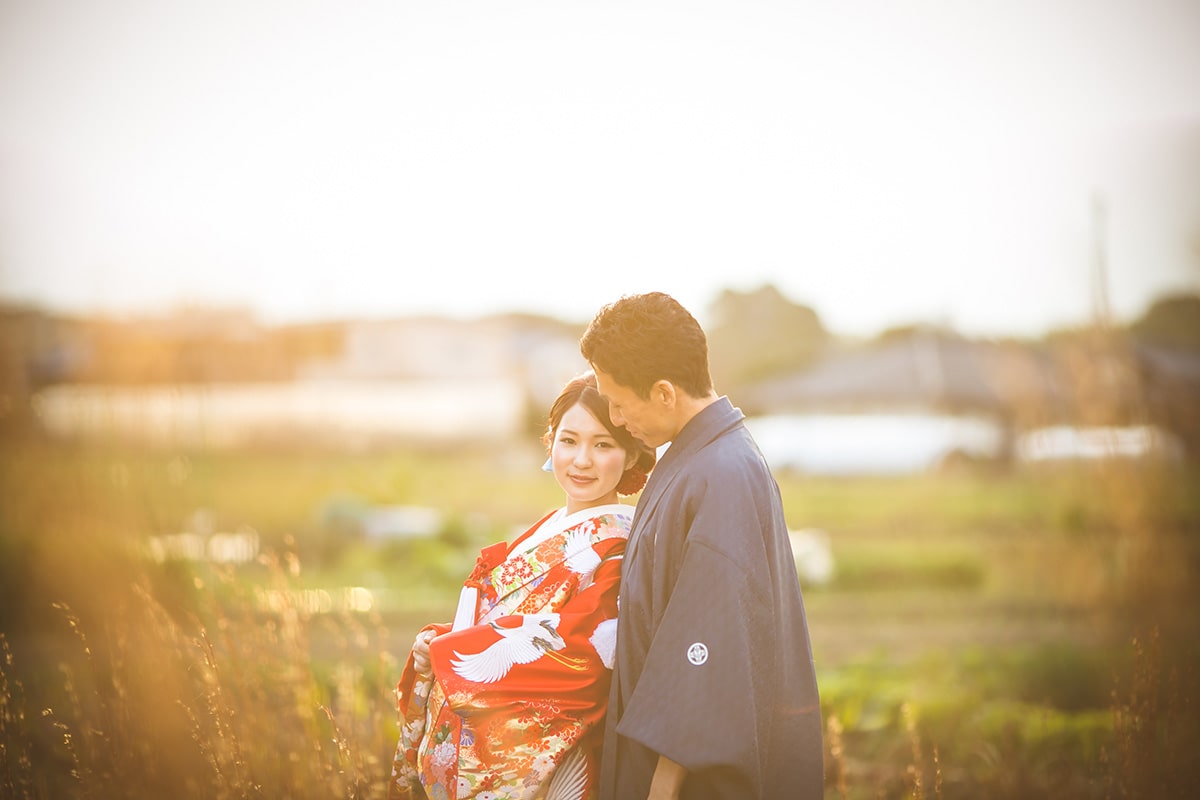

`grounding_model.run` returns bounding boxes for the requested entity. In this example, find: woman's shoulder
[564,503,634,537]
